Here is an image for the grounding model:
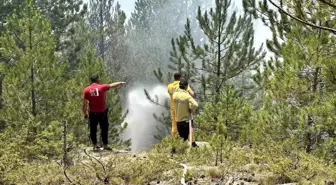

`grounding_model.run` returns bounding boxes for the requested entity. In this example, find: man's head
[174,73,182,81]
[90,73,100,83]
[179,78,188,90]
